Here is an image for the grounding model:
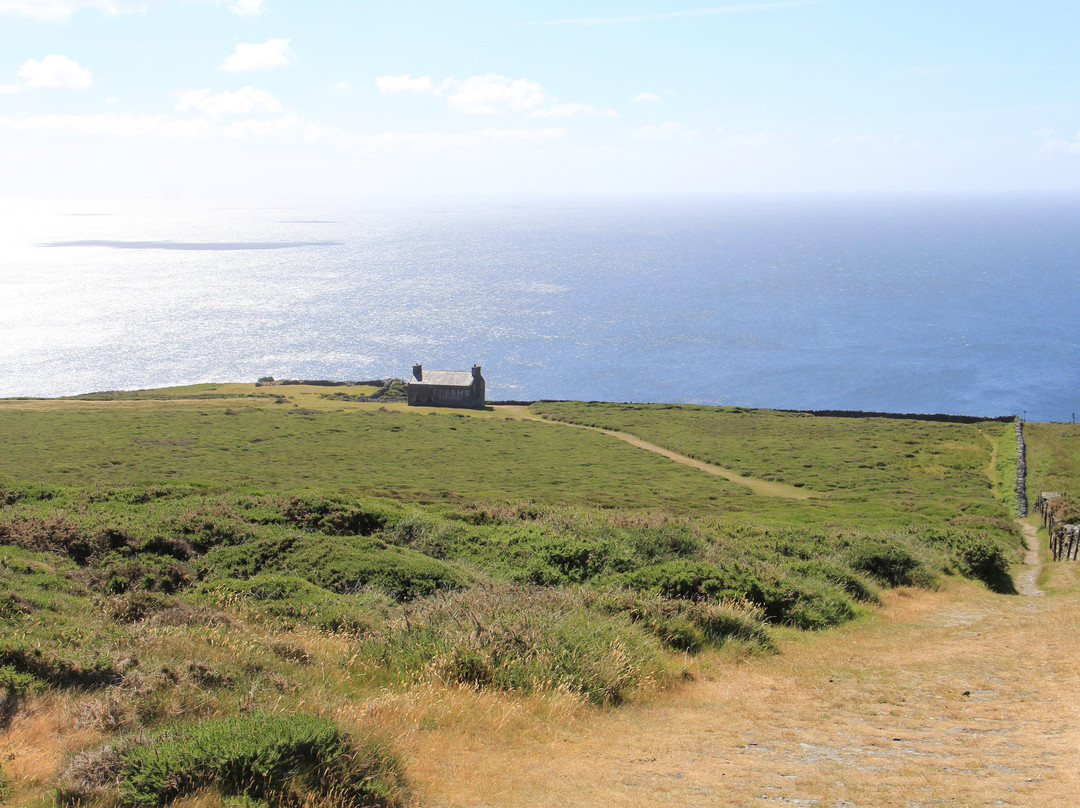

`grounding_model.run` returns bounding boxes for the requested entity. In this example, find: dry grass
[399,574,1080,808]
[4,561,1077,807]
[0,693,103,806]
